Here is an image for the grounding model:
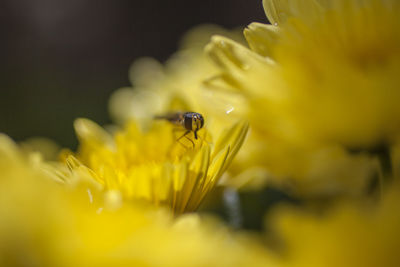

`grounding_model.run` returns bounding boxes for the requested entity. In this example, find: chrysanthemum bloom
[108,26,254,191]
[249,0,400,148]
[62,118,248,214]
[0,134,273,267]
[205,0,400,195]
